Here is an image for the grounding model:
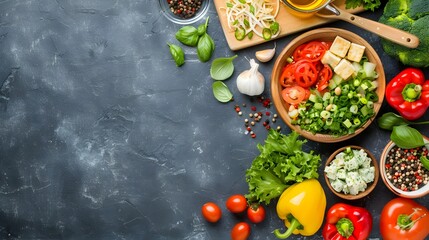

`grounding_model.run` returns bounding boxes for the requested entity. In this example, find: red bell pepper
[386,68,429,121]
[322,203,372,240]
[380,198,429,240]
